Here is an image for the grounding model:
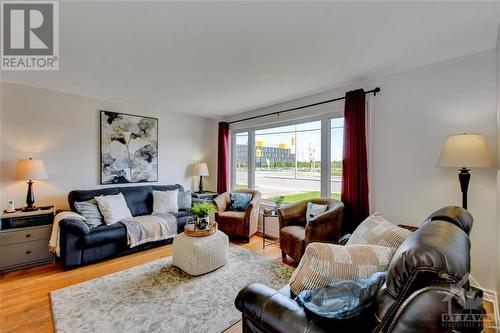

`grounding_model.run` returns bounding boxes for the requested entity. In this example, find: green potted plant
[190,202,218,230]
[273,195,285,214]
